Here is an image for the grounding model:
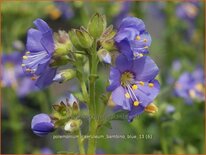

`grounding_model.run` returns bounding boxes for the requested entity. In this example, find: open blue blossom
[114,17,152,60]
[22,18,57,89]
[175,67,205,104]
[1,52,38,97]
[31,113,55,136]
[176,2,199,22]
[107,54,160,121]
[1,51,23,87]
